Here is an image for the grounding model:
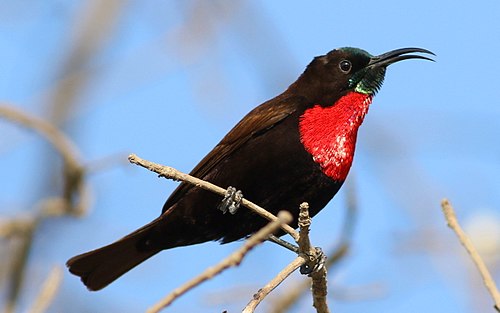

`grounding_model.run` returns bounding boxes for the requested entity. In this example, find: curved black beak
[368,47,435,67]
